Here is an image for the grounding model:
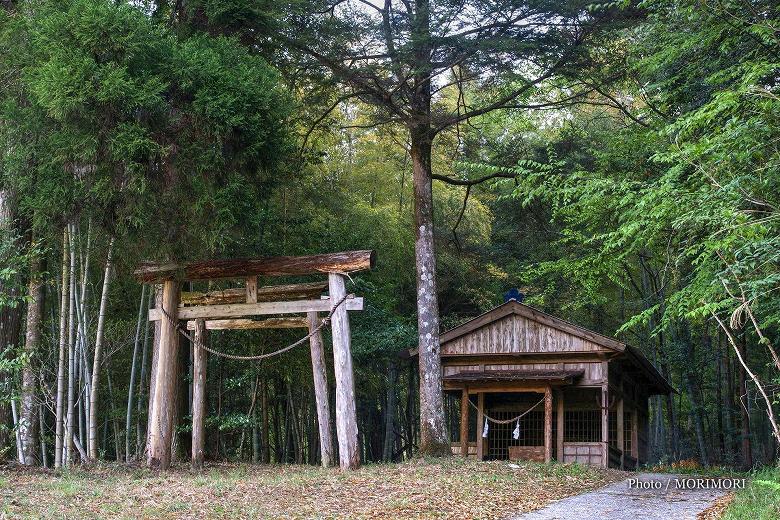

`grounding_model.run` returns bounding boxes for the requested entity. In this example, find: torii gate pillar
[147,280,180,469]
[329,273,360,470]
